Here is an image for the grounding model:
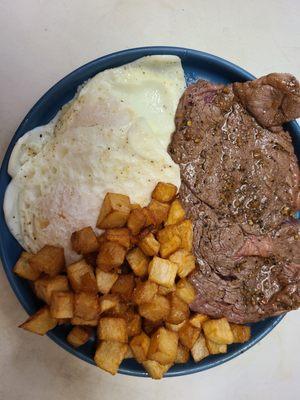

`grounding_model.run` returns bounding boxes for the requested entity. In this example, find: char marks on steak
[169,73,300,323]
